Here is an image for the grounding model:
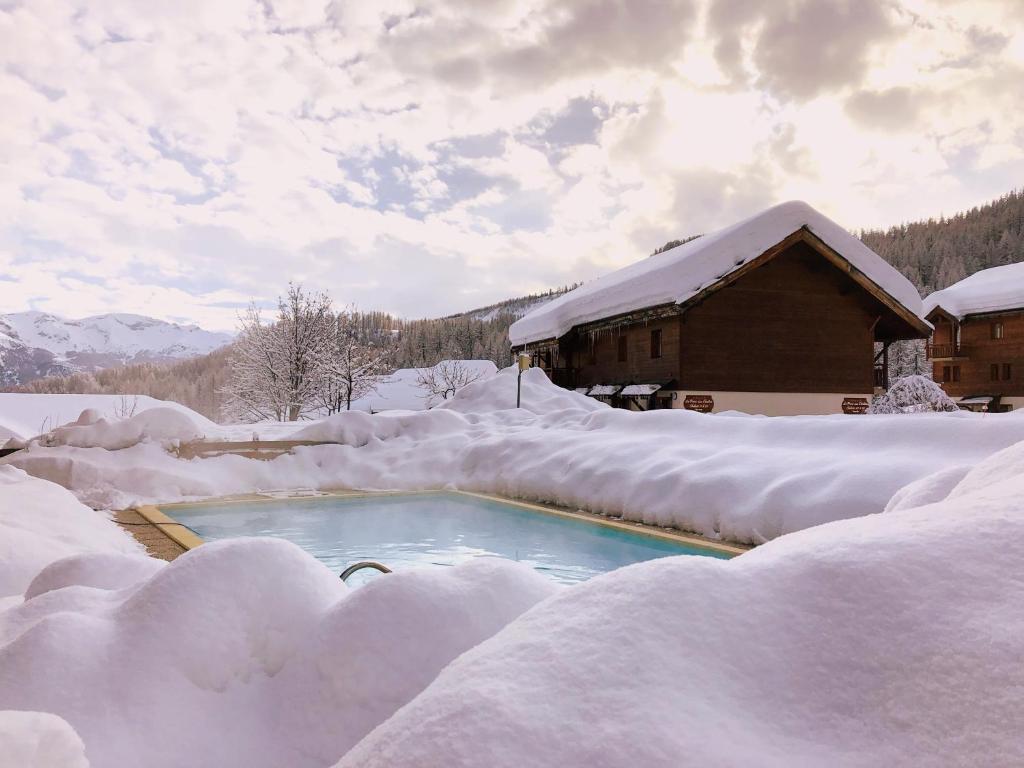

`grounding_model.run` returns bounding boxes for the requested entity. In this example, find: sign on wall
[683,395,715,413]
[842,397,869,414]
